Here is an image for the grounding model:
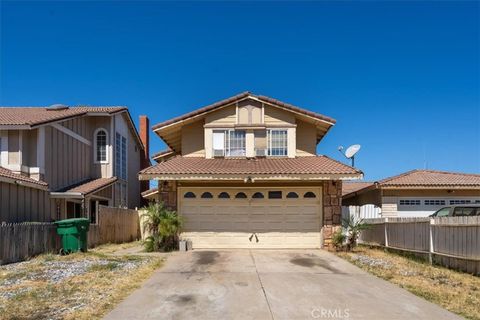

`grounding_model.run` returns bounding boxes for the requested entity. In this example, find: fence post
[428,218,434,265]
[384,217,389,247]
